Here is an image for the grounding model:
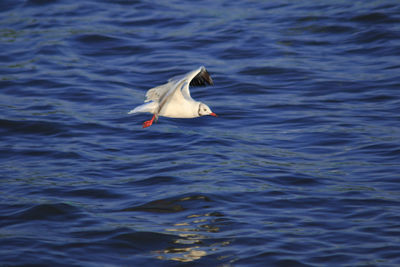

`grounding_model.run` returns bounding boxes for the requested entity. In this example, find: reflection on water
[154,212,230,263]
